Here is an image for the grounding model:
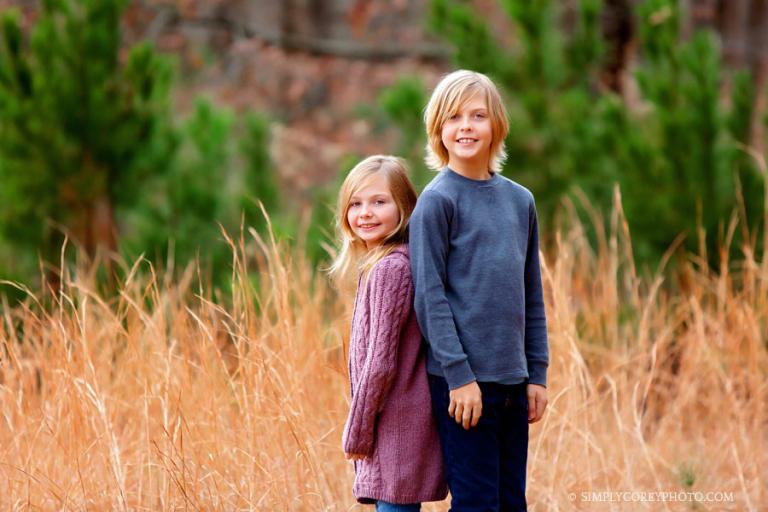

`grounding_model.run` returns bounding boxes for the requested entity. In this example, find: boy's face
[440,94,492,171]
